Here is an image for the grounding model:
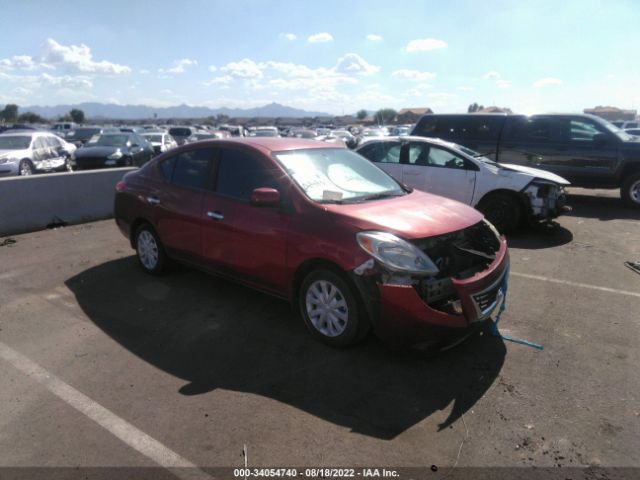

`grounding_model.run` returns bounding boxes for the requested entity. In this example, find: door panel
[202,147,289,293]
[402,142,475,204]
